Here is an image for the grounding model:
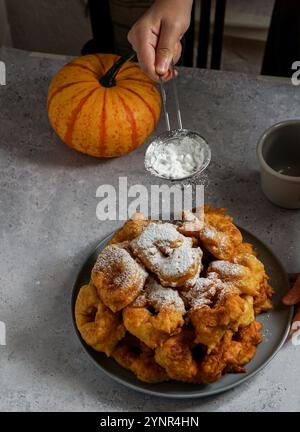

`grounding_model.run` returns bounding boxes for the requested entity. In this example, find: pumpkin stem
[100,51,136,88]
